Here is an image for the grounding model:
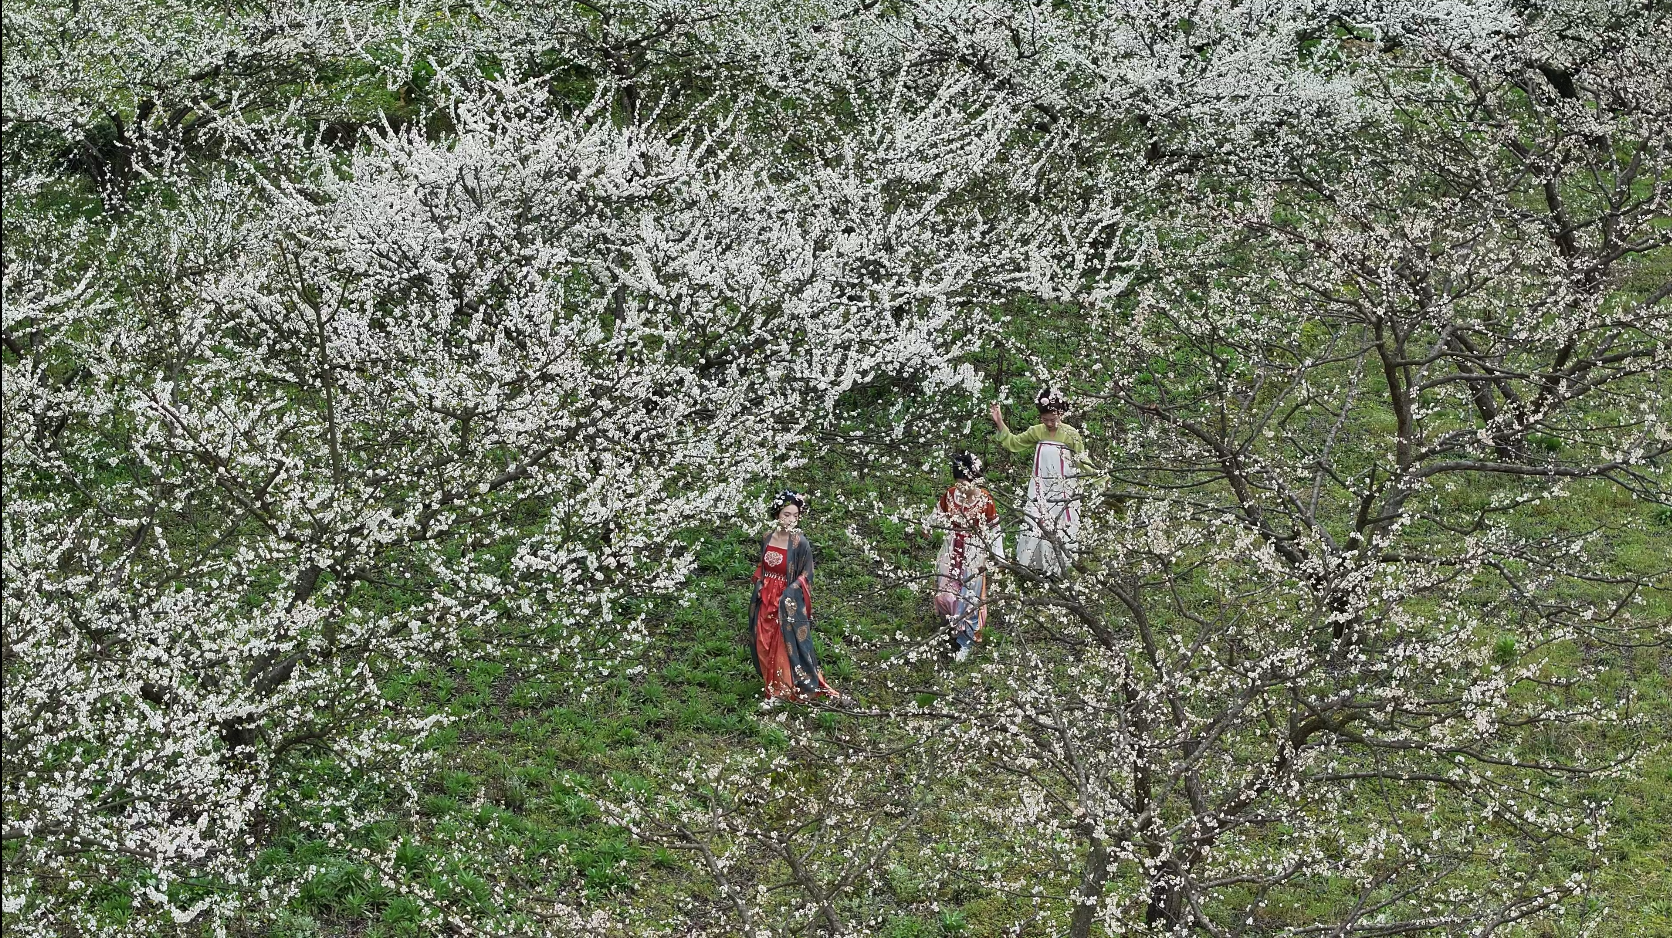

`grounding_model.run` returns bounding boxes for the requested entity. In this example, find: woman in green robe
[989,387,1086,575]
